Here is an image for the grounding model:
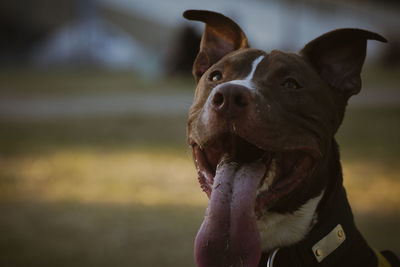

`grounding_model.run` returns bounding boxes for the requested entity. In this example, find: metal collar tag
[312,224,346,262]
